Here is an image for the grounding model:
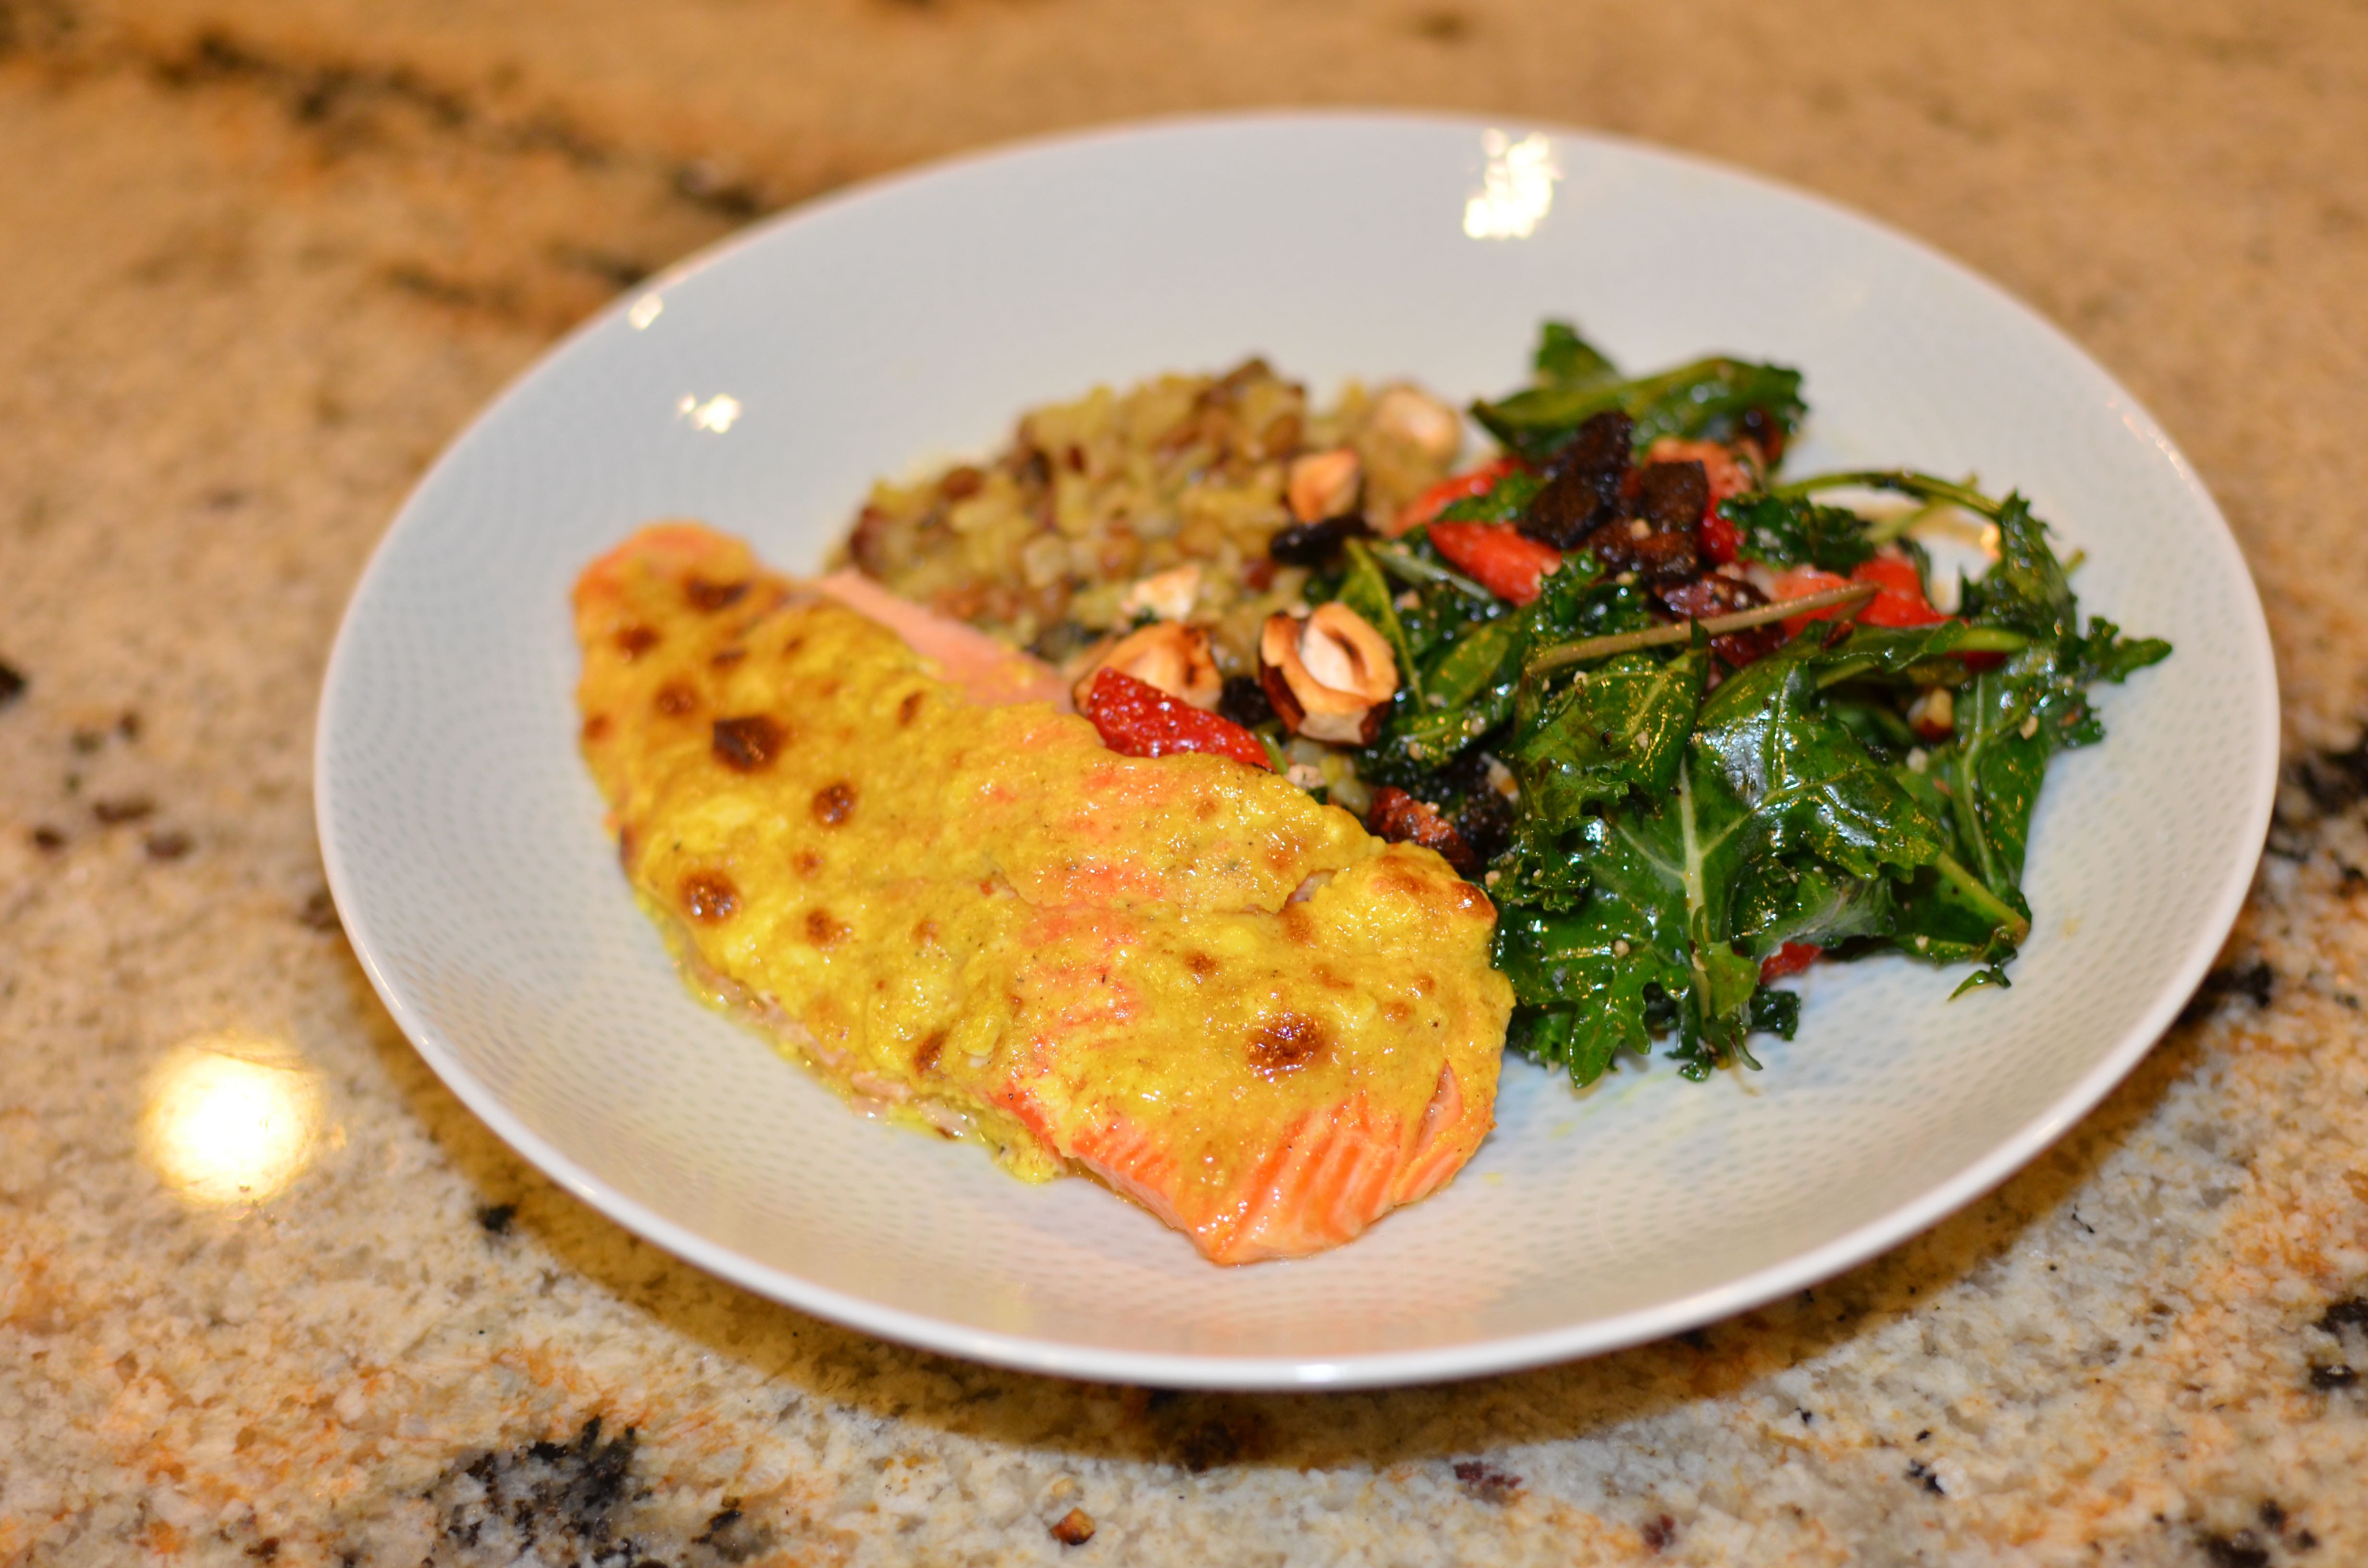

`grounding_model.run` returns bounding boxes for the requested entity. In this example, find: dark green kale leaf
[1437,469,1545,524]
[1474,357,1807,465]
[1956,492,2075,641]
[2067,617,2174,689]
[1495,761,1758,1083]
[1335,539,1424,702]
[1367,613,1525,775]
[1533,320,1621,390]
[1727,853,1900,958]
[1504,647,1706,821]
[1695,660,1953,883]
[1719,494,1876,574]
